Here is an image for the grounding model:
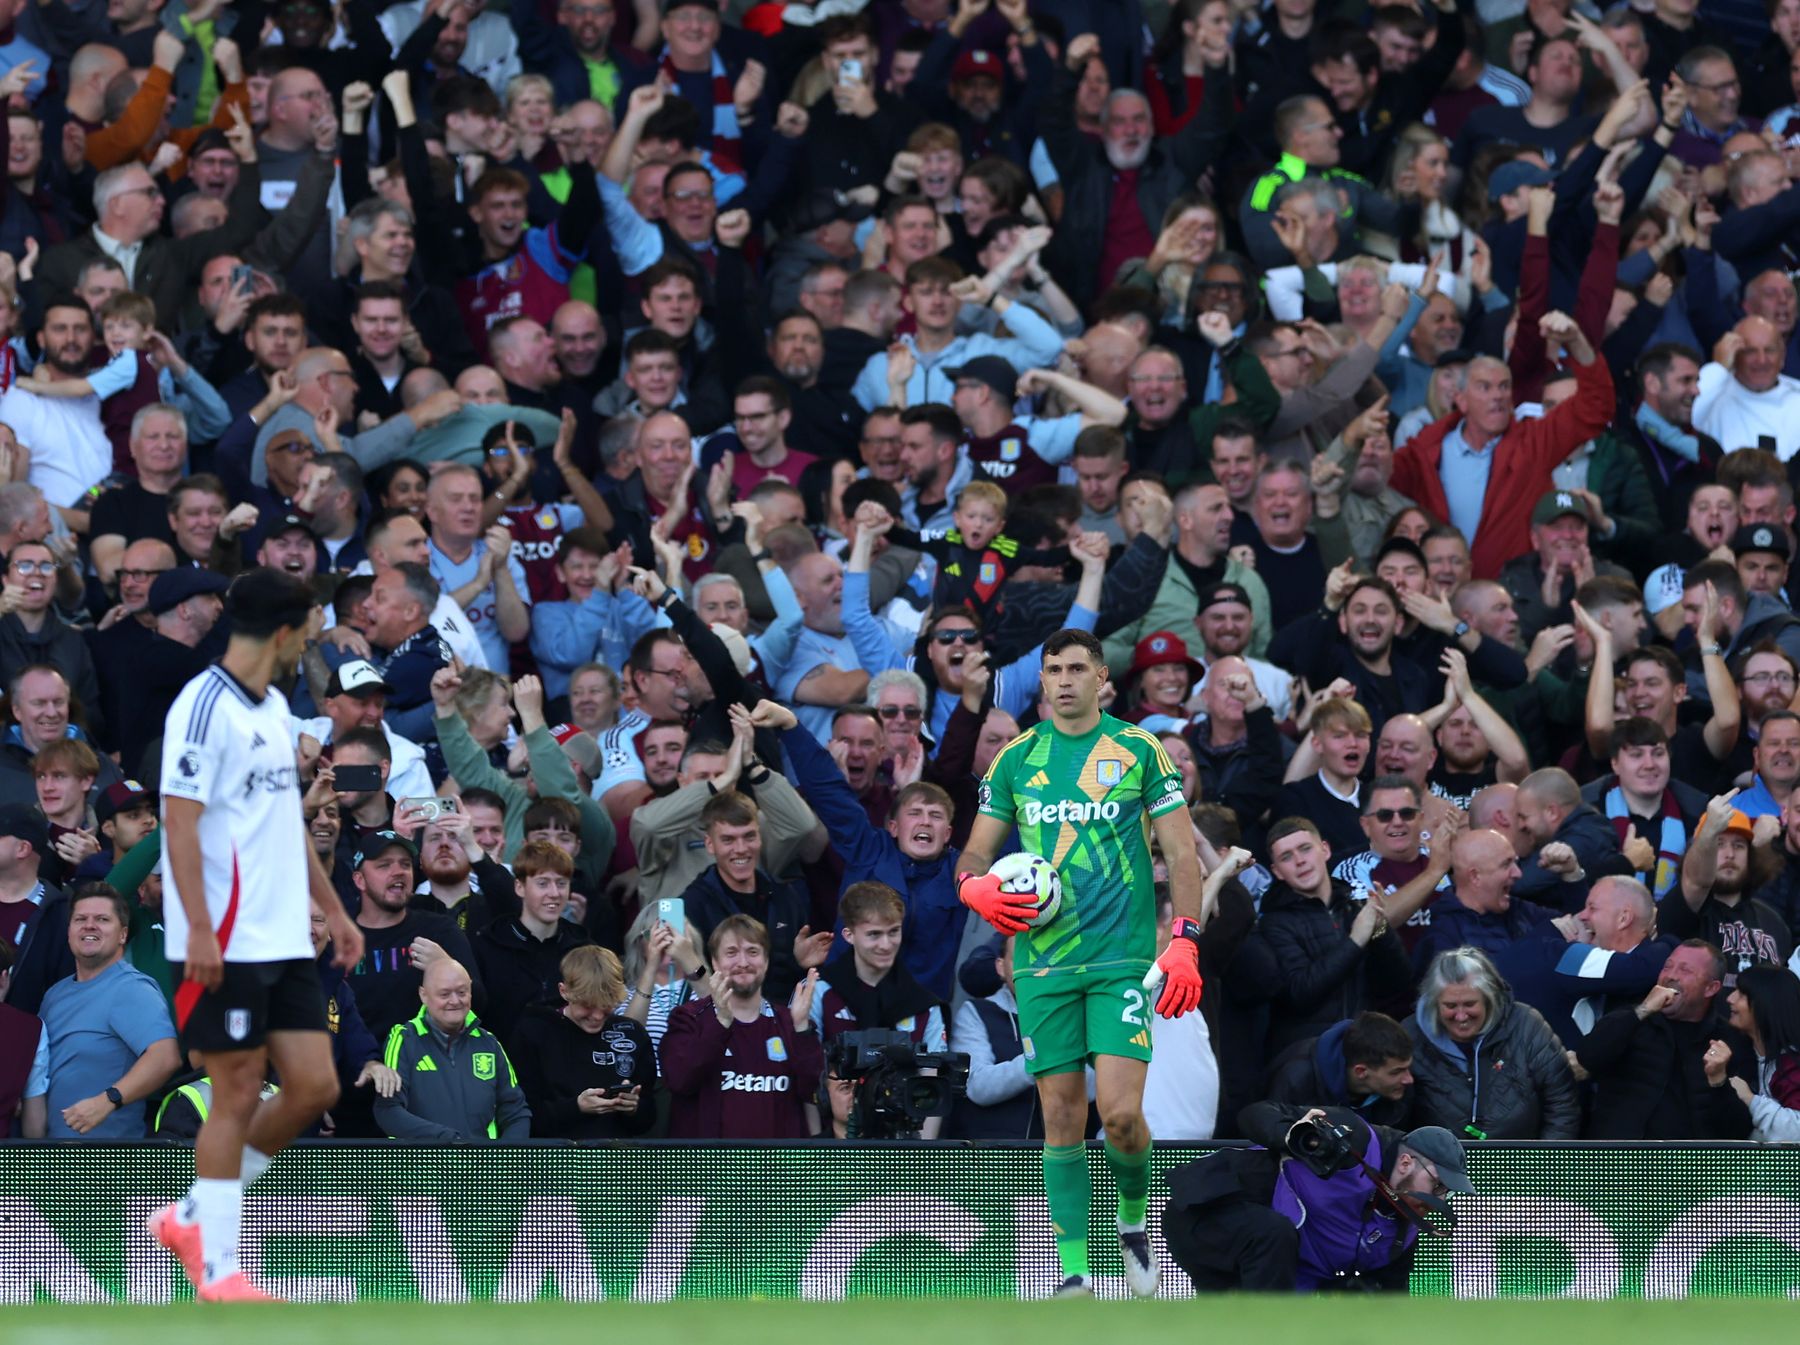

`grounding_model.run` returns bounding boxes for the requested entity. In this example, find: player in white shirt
[147,569,365,1304]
